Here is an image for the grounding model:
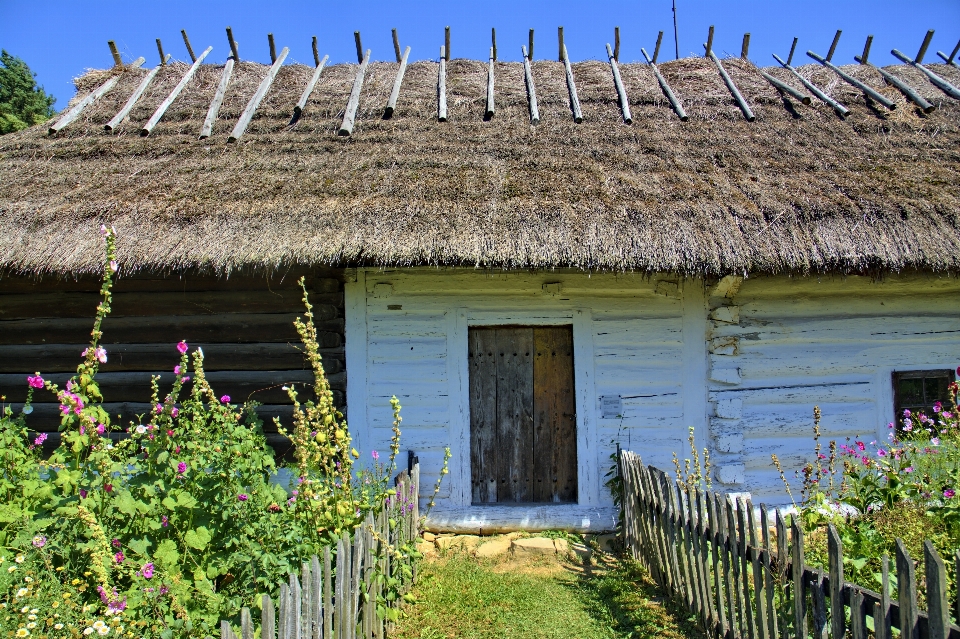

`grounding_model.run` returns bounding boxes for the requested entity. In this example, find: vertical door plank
[495,327,534,502]
[469,328,498,504]
[533,326,577,502]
